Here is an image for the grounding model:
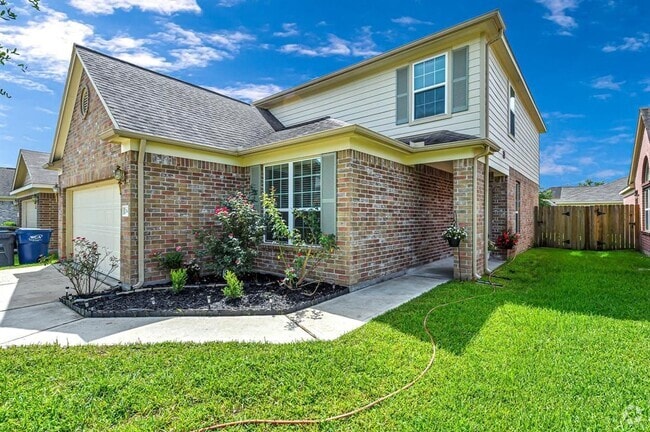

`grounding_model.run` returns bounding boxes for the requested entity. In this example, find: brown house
[47,11,545,288]
[10,149,59,252]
